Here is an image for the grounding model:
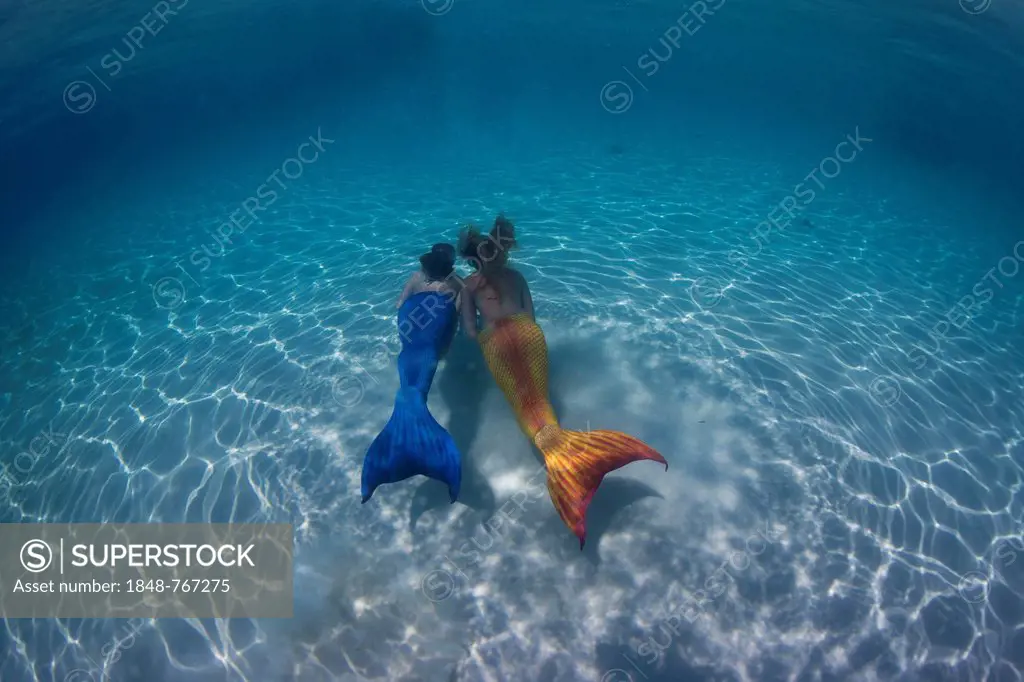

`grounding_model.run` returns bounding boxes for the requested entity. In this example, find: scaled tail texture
[535,424,667,548]
[478,313,667,548]
[360,291,462,503]
[361,387,461,503]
